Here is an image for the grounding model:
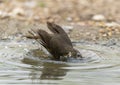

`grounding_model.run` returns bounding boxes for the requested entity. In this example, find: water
[0,39,120,85]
